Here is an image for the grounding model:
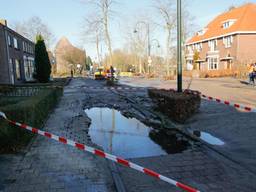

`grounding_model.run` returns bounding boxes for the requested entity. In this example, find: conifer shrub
[34,35,51,83]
